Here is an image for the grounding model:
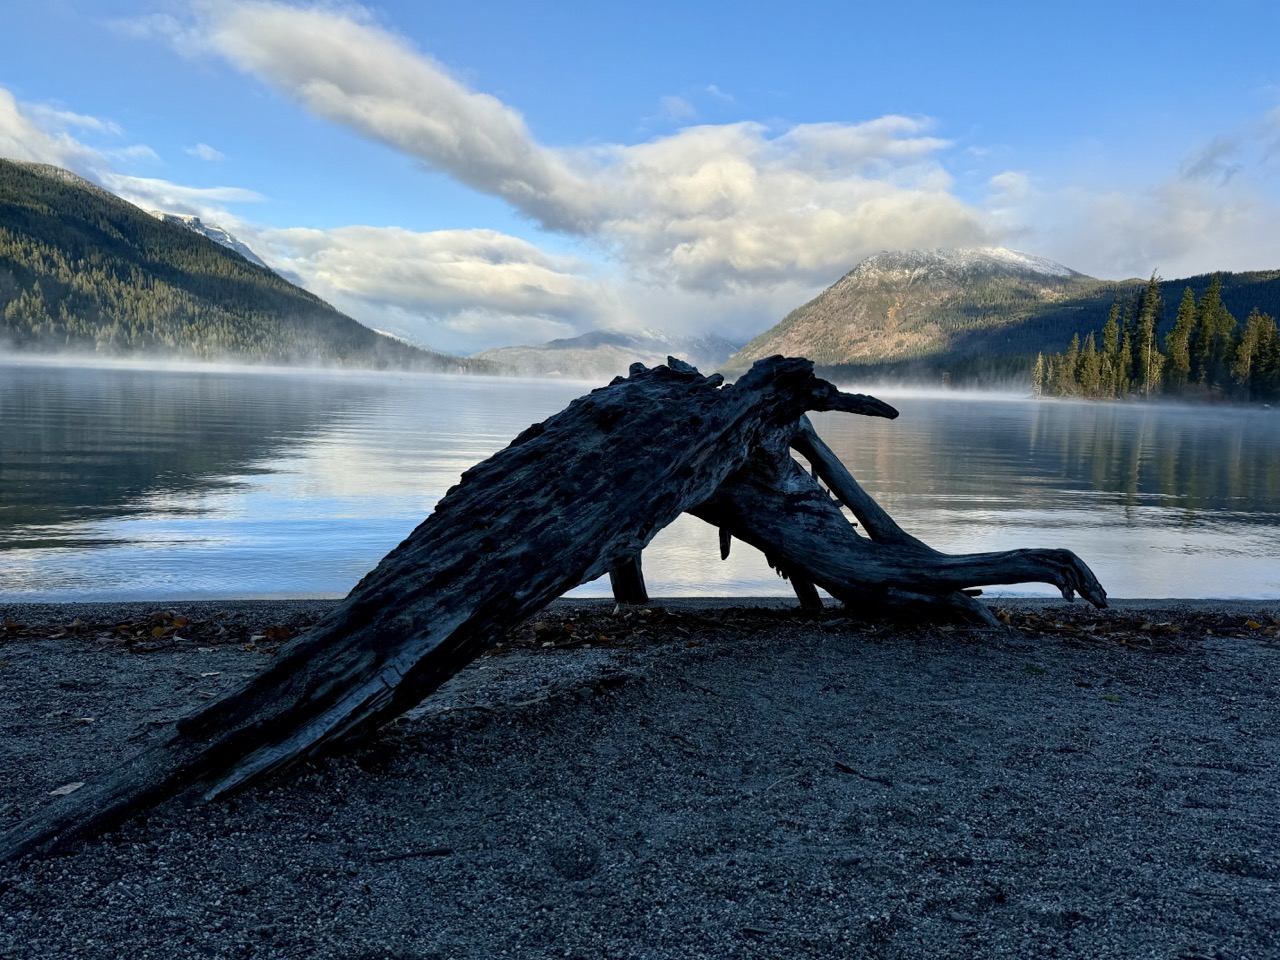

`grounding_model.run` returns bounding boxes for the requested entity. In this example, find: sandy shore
[1,597,1278,959]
